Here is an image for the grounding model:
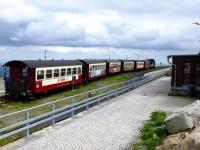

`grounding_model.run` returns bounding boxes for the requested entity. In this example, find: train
[3,59,155,98]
